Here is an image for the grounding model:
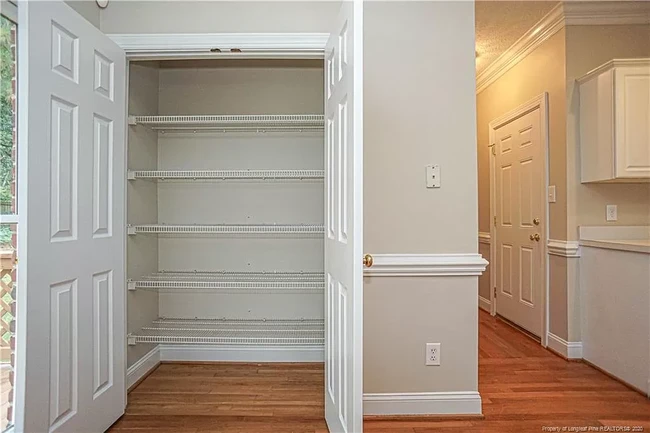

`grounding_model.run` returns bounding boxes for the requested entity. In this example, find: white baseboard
[363,391,482,415]
[126,346,160,390]
[478,296,492,313]
[547,333,583,359]
[159,344,324,362]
